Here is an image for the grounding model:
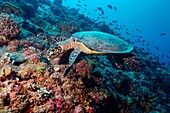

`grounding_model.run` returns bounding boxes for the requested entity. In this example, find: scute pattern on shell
[72,31,134,53]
